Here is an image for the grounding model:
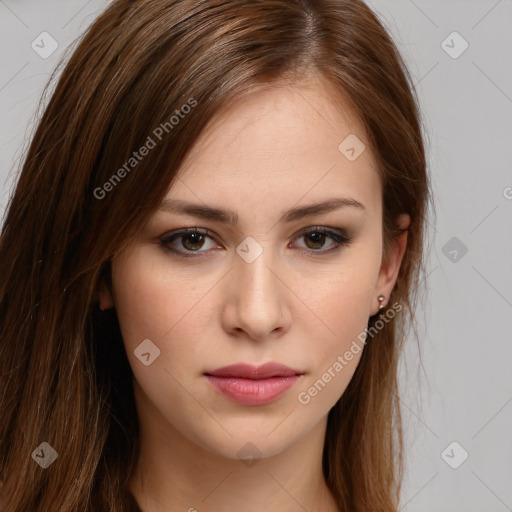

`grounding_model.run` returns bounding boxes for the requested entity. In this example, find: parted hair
[0,1,432,510]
